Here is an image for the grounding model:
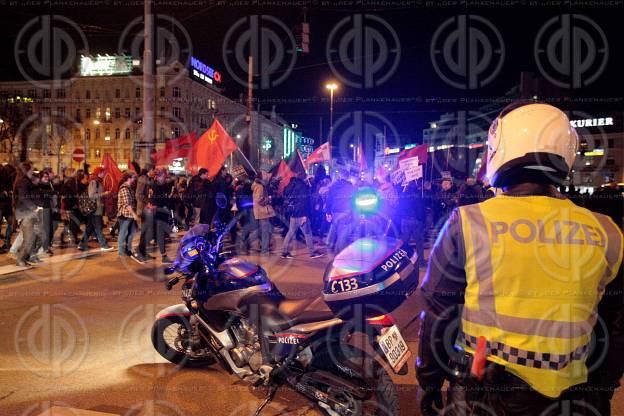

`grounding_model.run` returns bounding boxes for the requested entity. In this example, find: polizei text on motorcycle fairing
[278,336,300,345]
[381,249,409,272]
[269,333,307,345]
